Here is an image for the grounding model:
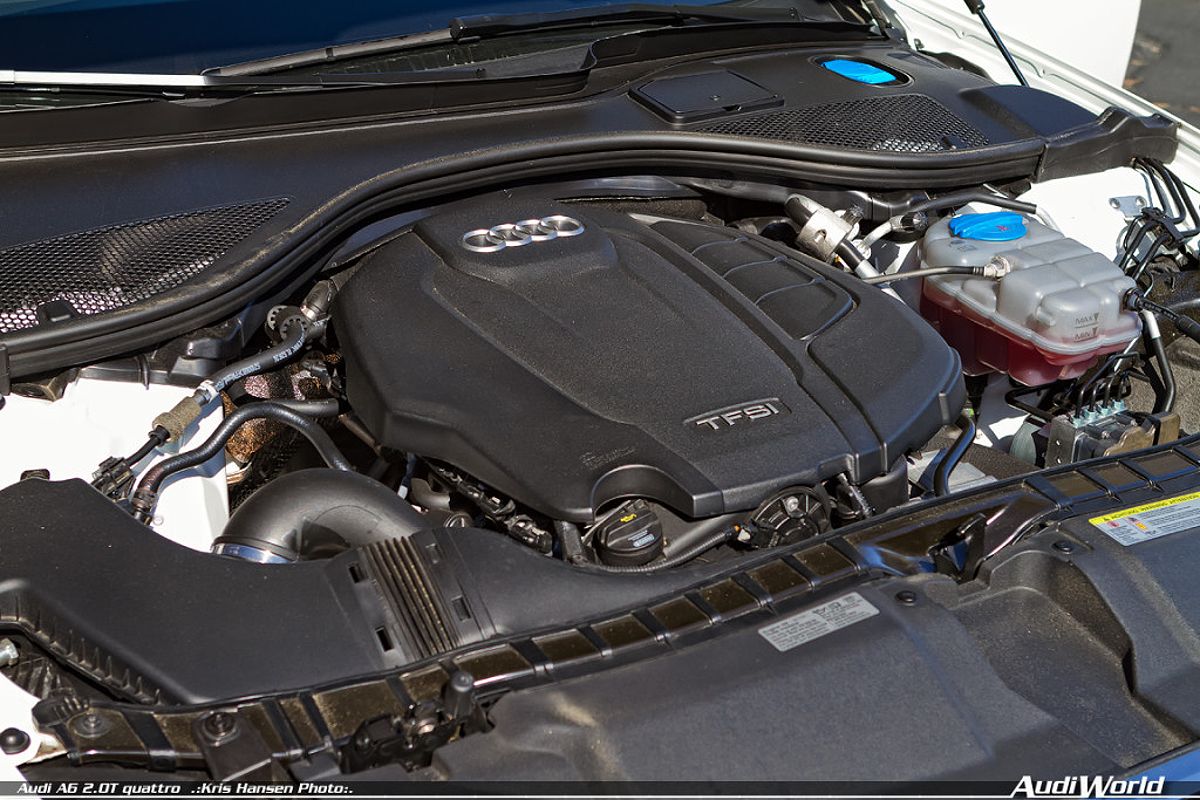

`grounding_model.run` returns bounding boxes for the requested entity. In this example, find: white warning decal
[758,591,878,653]
[1090,490,1200,546]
